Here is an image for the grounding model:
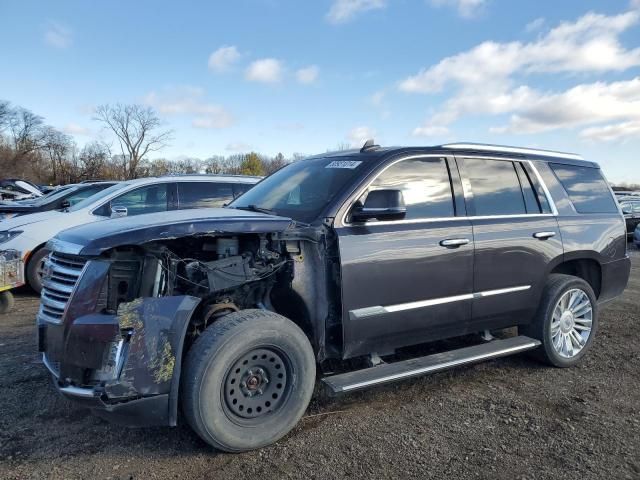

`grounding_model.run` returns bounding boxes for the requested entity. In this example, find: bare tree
[94,104,172,179]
